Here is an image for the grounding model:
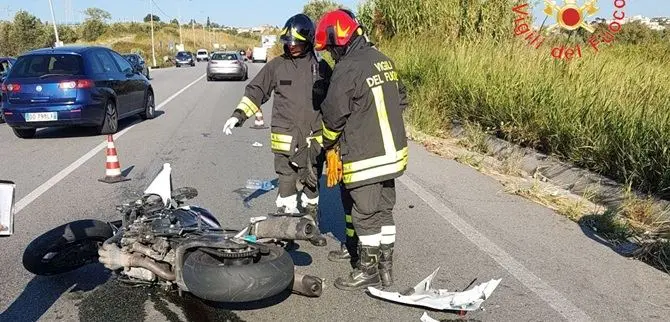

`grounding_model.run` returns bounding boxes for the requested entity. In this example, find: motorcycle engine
[115,200,203,282]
